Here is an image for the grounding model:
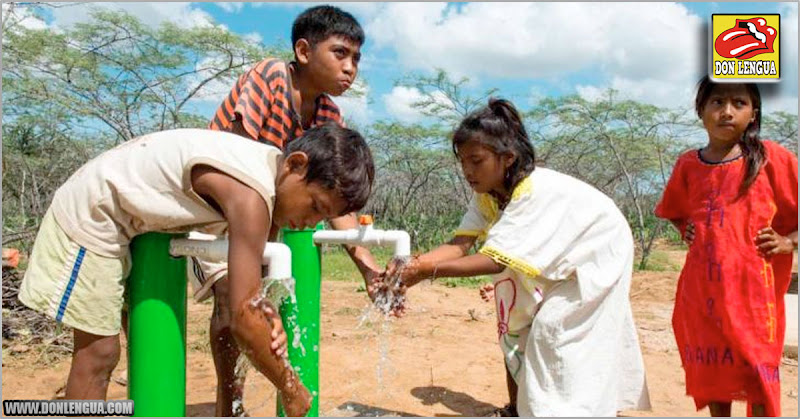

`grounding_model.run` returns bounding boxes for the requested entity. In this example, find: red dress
[655,140,798,416]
